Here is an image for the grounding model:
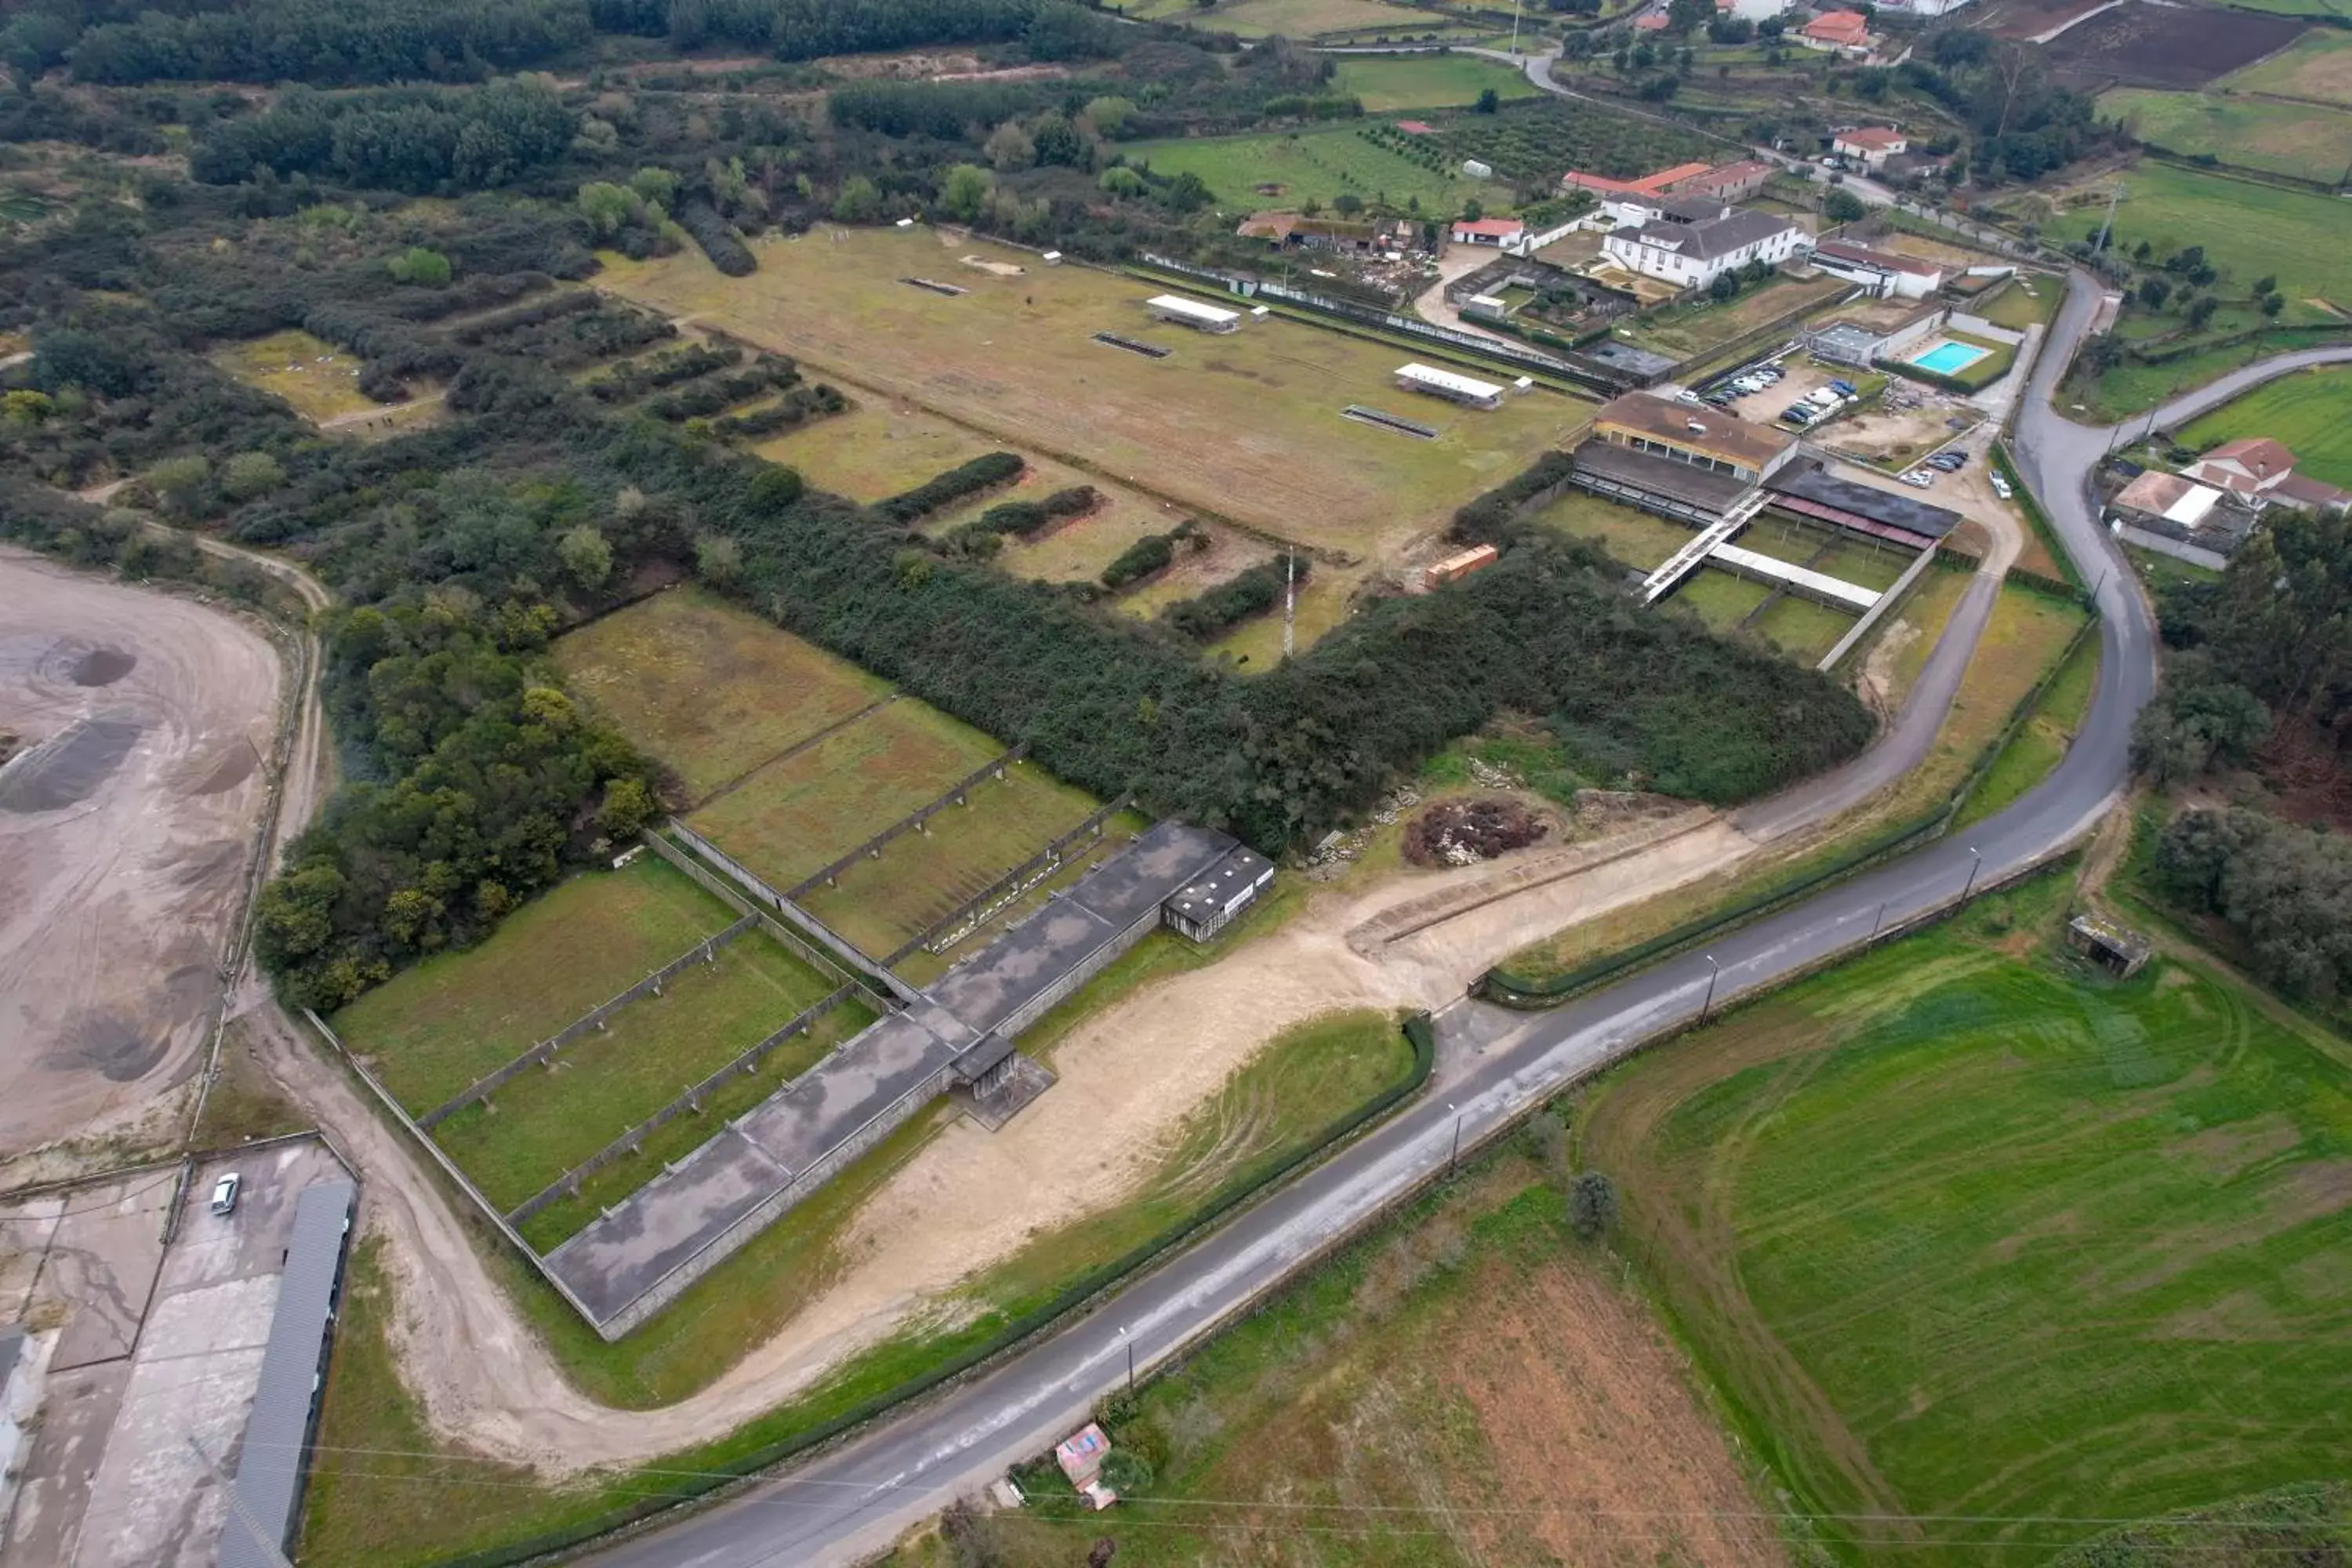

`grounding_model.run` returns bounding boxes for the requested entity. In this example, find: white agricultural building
[1145,293,1240,333]
[1395,362,1503,409]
